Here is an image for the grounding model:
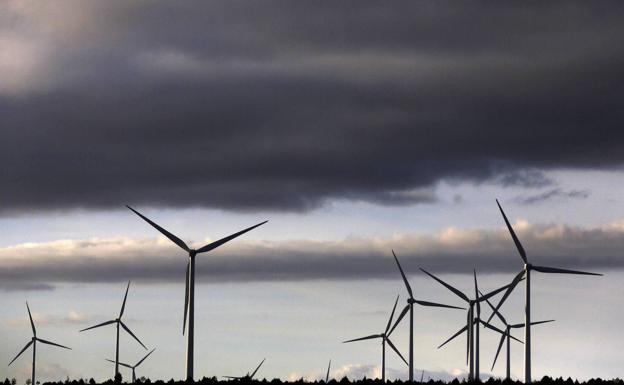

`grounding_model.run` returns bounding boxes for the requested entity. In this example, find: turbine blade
[120,281,131,318]
[392,250,413,298]
[477,279,519,304]
[8,340,33,366]
[419,268,469,302]
[135,348,156,367]
[510,319,555,328]
[195,221,268,254]
[437,325,467,349]
[412,299,465,310]
[26,302,36,336]
[183,261,190,335]
[36,338,71,350]
[120,320,147,349]
[479,290,507,326]
[343,334,382,343]
[474,270,481,317]
[80,319,116,332]
[105,359,130,368]
[126,205,189,252]
[491,334,505,371]
[250,358,265,378]
[388,304,410,337]
[496,199,528,263]
[386,338,408,366]
[481,321,506,336]
[222,376,242,379]
[385,295,400,335]
[326,360,331,383]
[532,265,602,276]
[486,270,525,324]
